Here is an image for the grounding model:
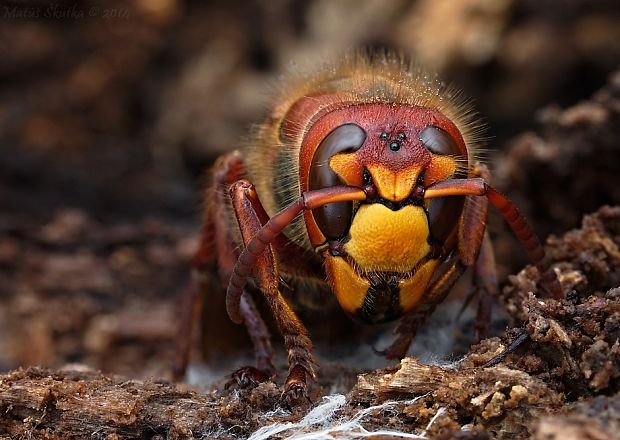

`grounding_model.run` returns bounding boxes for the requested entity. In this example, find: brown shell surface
[245,53,483,248]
